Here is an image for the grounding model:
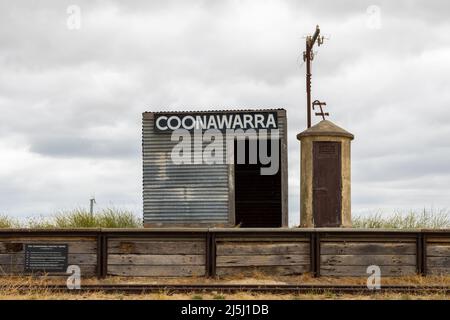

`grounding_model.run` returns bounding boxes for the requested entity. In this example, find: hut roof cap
[297,120,354,140]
